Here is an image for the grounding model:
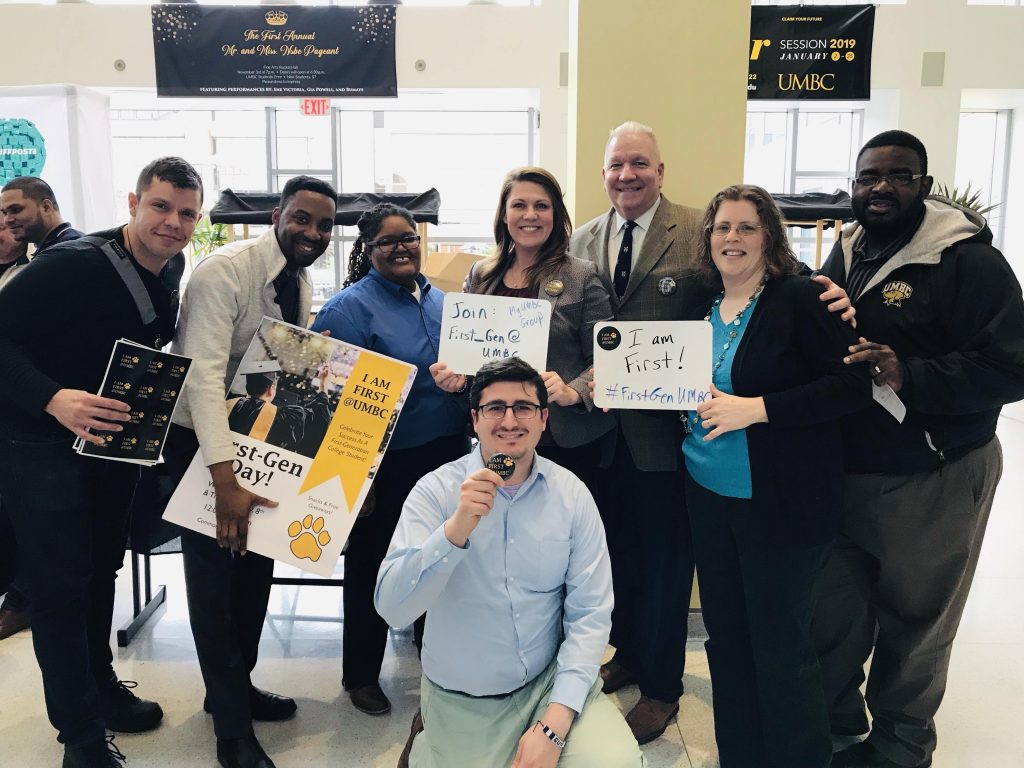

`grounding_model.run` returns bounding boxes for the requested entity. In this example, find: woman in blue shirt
[681,185,870,768]
[311,203,471,717]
